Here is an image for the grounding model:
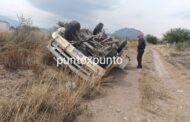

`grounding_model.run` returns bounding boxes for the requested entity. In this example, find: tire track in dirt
[150,48,190,122]
[76,46,190,122]
[76,49,144,122]
[136,47,190,122]
[138,48,174,122]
